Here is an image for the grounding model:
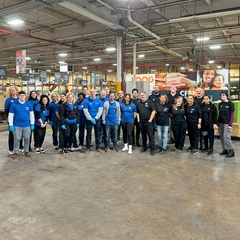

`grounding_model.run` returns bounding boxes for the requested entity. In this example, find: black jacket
[201,103,218,131]
[60,102,79,125]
